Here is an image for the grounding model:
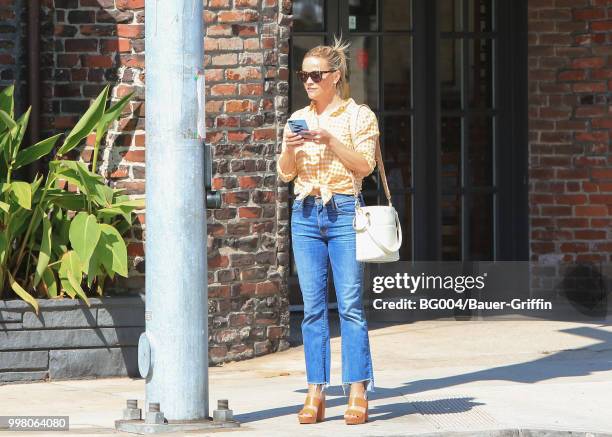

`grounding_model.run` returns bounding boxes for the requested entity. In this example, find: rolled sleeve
[277,124,297,182]
[352,107,378,177]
